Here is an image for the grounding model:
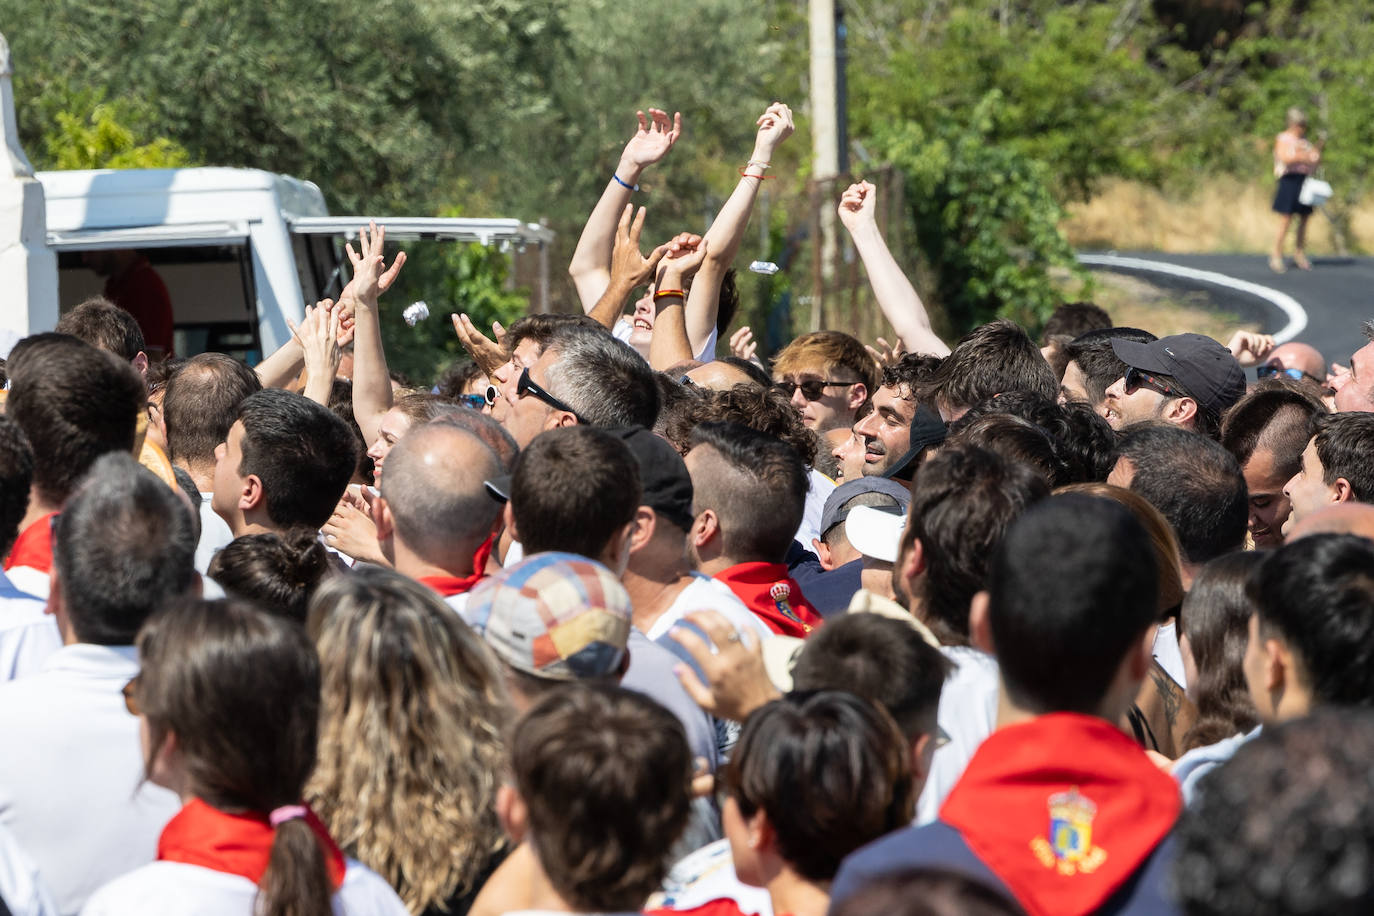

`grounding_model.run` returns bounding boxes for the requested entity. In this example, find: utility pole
[809,0,839,331]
